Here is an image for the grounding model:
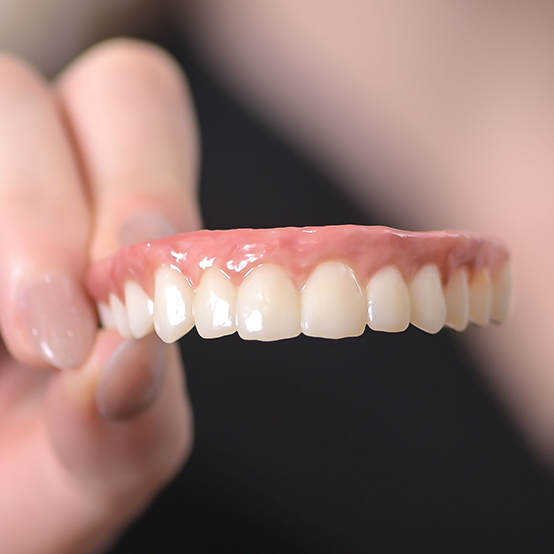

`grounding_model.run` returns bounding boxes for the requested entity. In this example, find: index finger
[57,39,202,339]
[57,39,201,261]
